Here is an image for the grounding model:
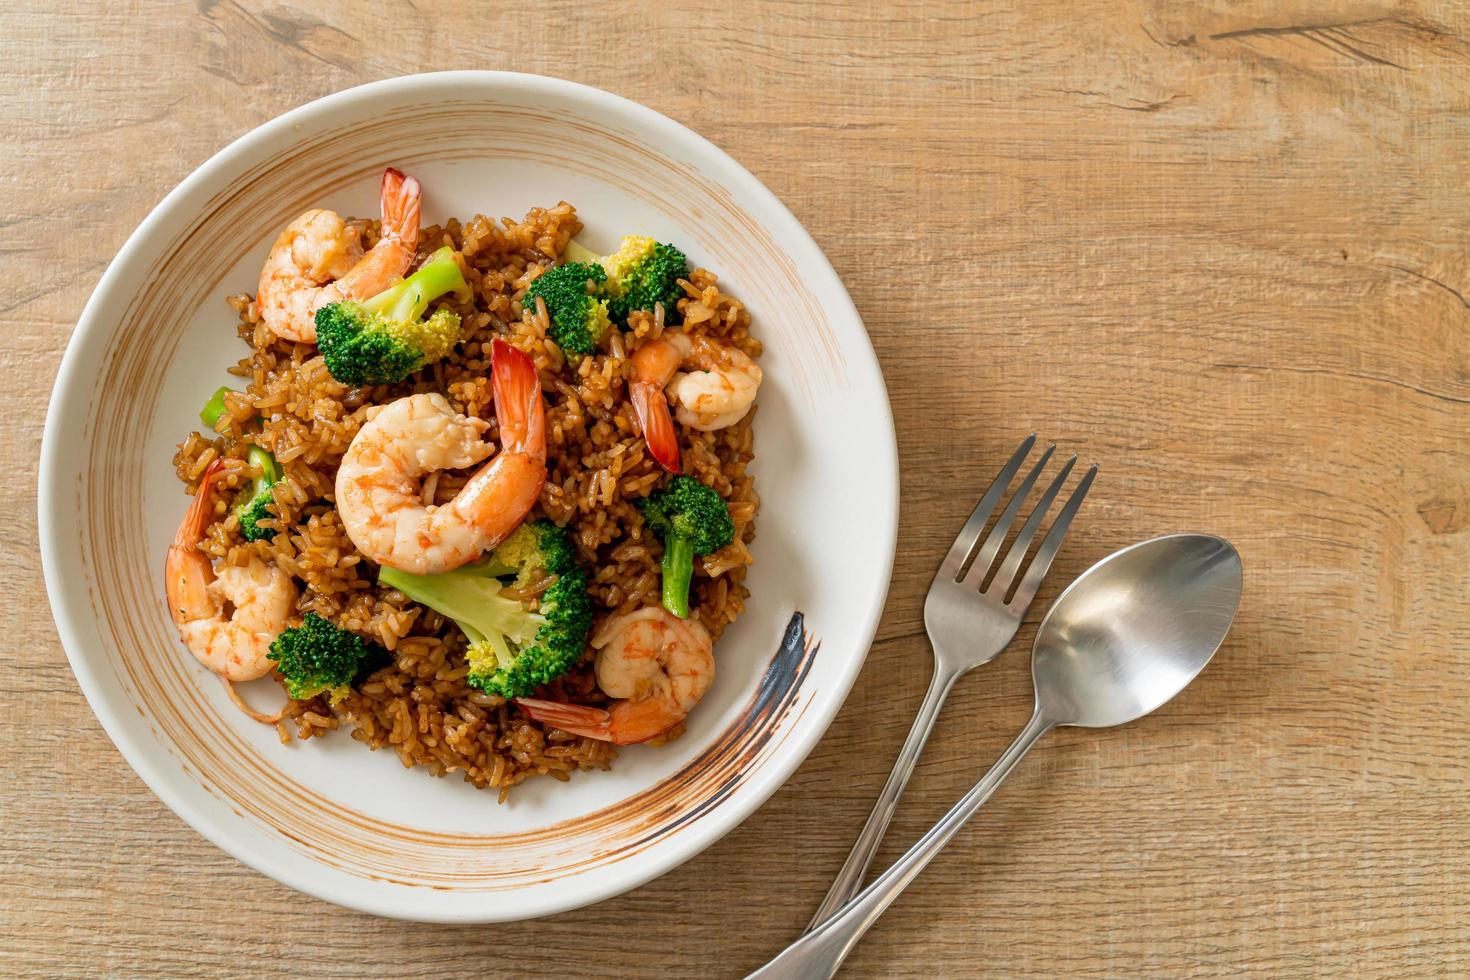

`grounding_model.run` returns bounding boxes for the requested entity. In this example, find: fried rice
[172,203,759,800]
